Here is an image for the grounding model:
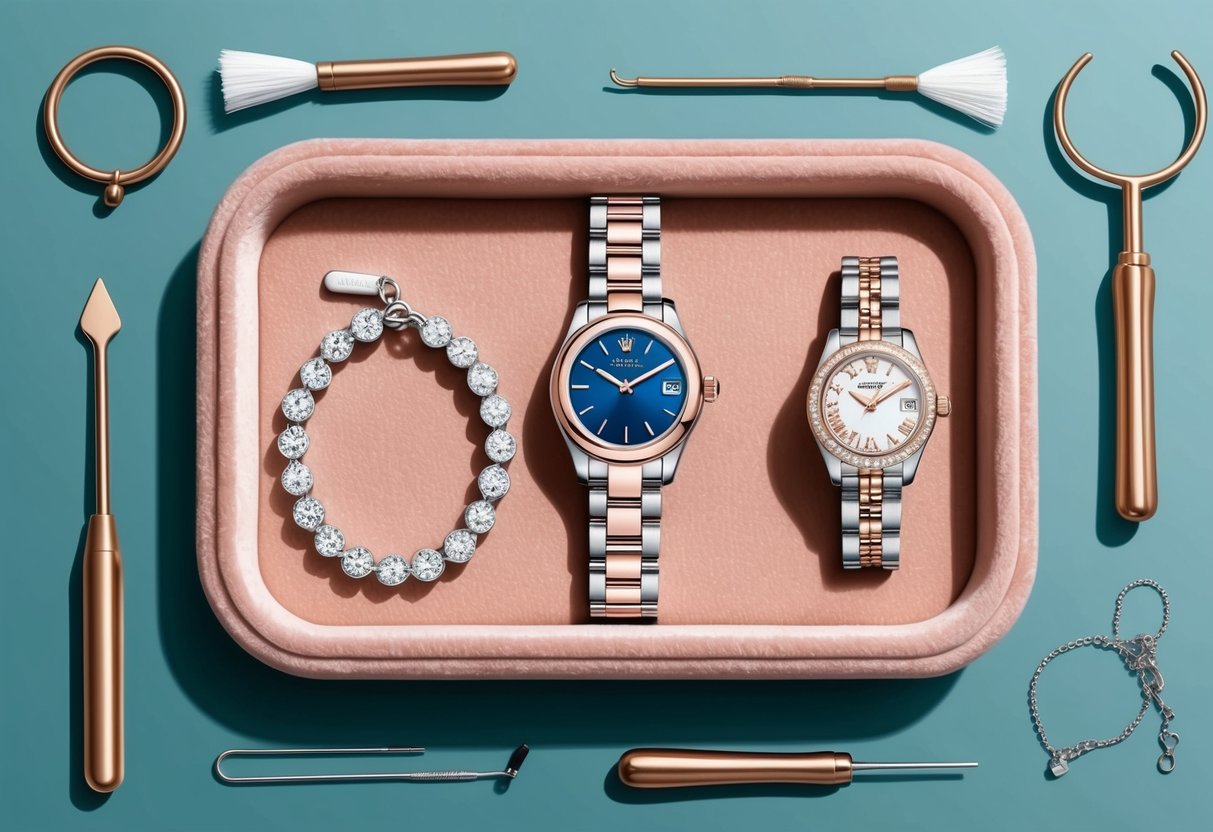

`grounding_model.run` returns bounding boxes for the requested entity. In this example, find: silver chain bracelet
[1028,579,1177,777]
[275,273,515,587]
